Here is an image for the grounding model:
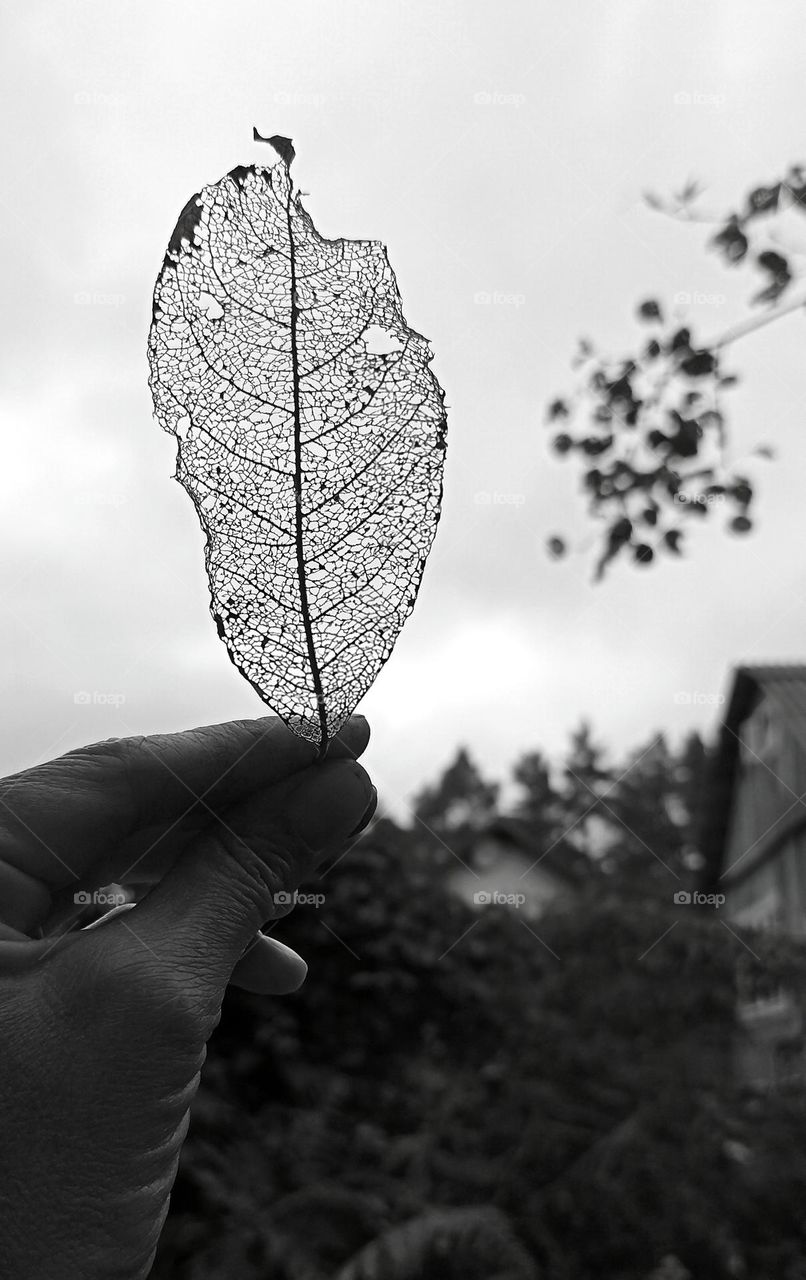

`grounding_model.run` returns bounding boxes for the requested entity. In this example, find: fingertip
[348,784,378,837]
[252,713,370,761]
[327,715,370,760]
[230,934,308,994]
[285,759,373,849]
